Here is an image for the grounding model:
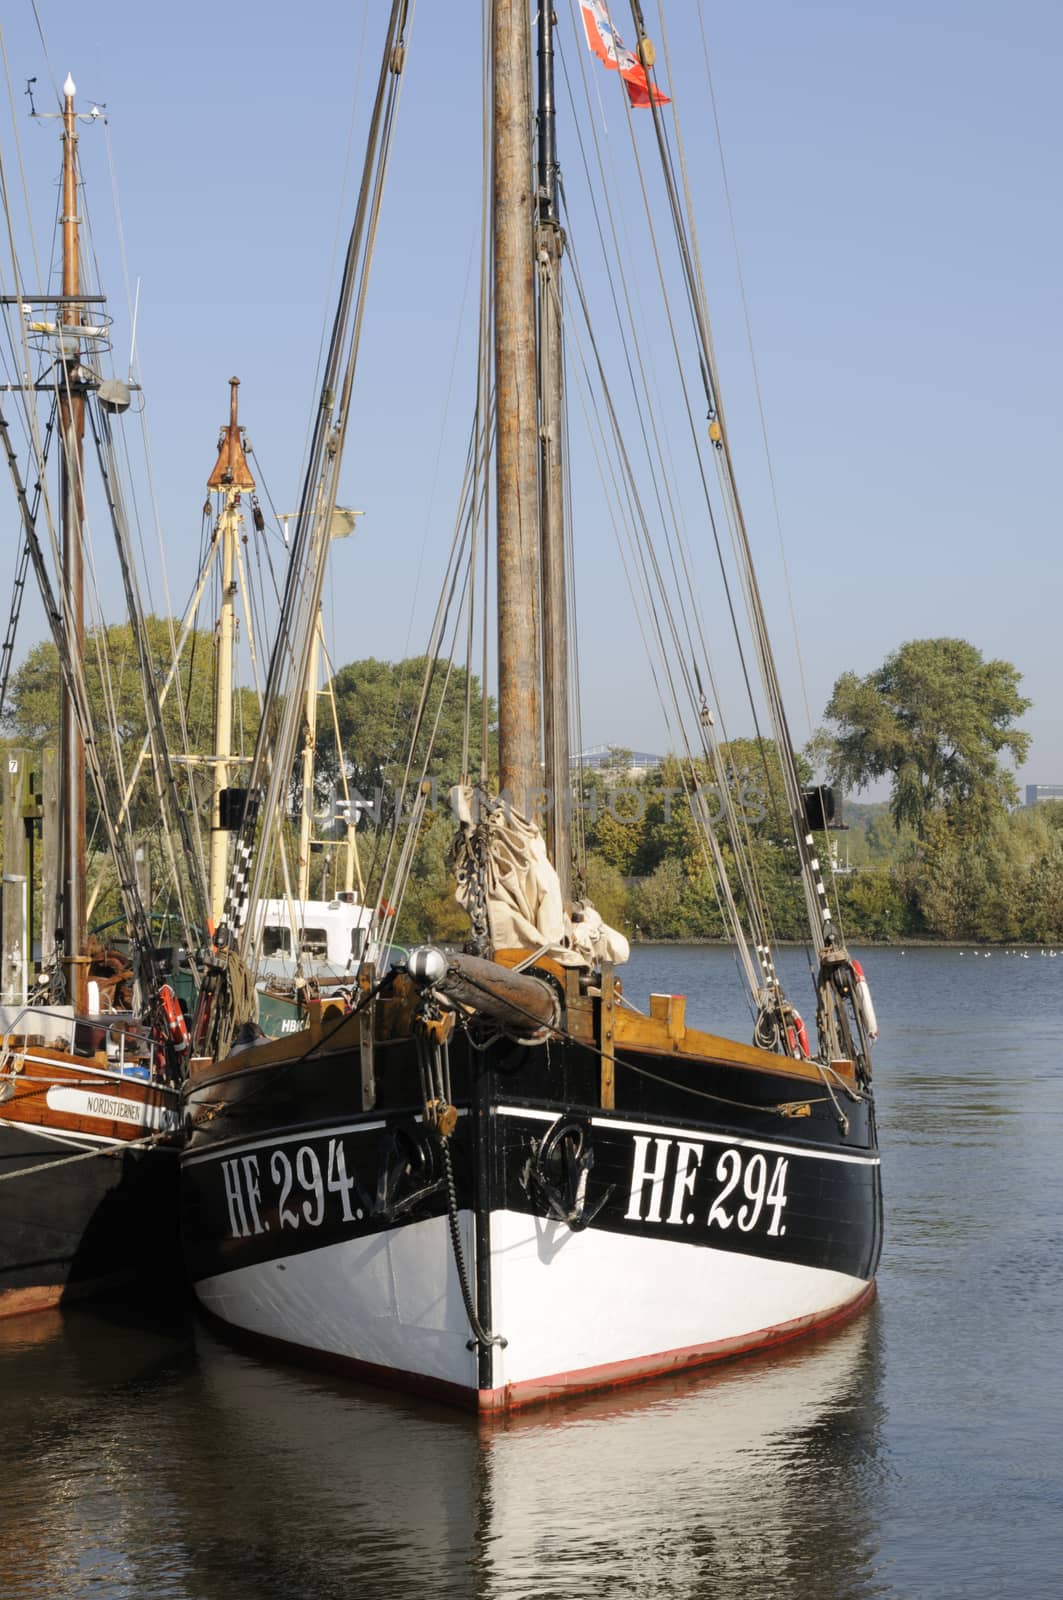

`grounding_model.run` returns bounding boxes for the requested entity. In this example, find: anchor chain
[414,1007,505,1353]
[452,789,492,956]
